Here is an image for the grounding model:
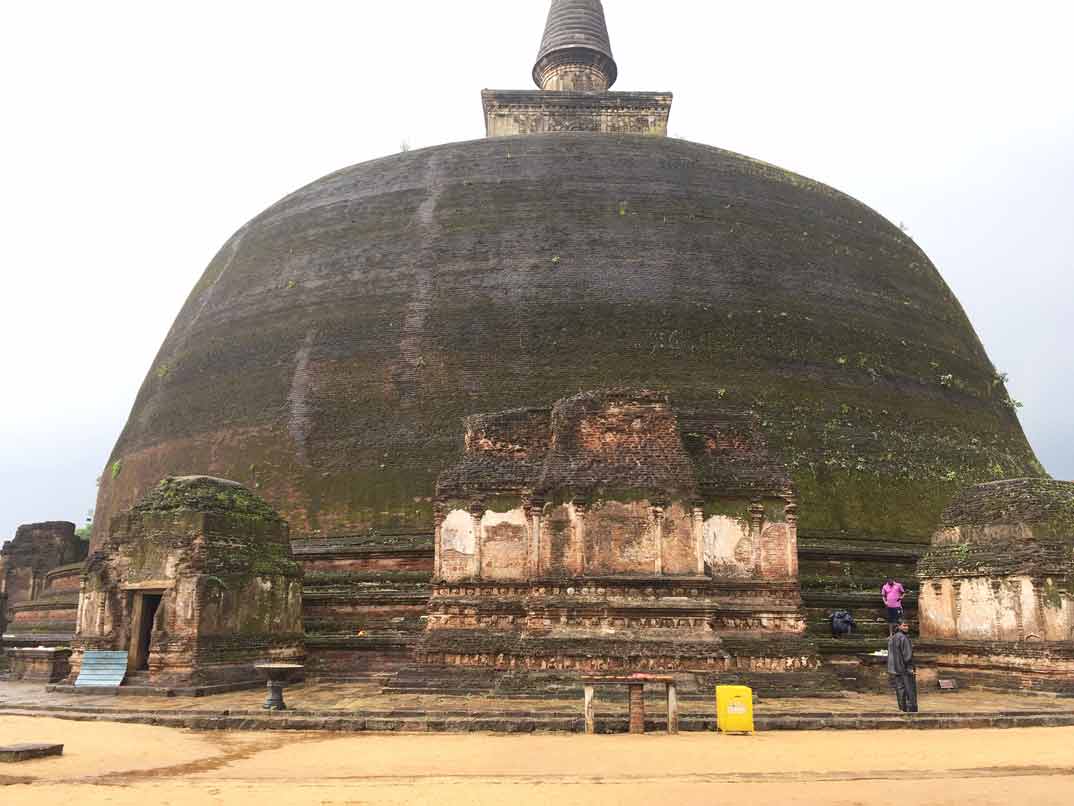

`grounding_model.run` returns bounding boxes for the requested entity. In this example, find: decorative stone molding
[482,90,672,137]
